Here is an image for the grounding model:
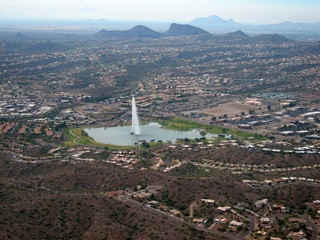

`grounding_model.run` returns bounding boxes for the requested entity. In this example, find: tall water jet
[131,96,141,135]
